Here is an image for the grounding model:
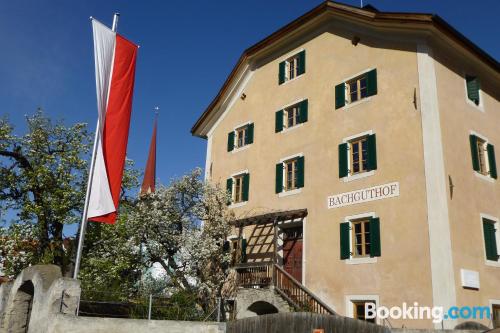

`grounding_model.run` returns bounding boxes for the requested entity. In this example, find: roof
[191,1,499,138]
[231,209,308,227]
